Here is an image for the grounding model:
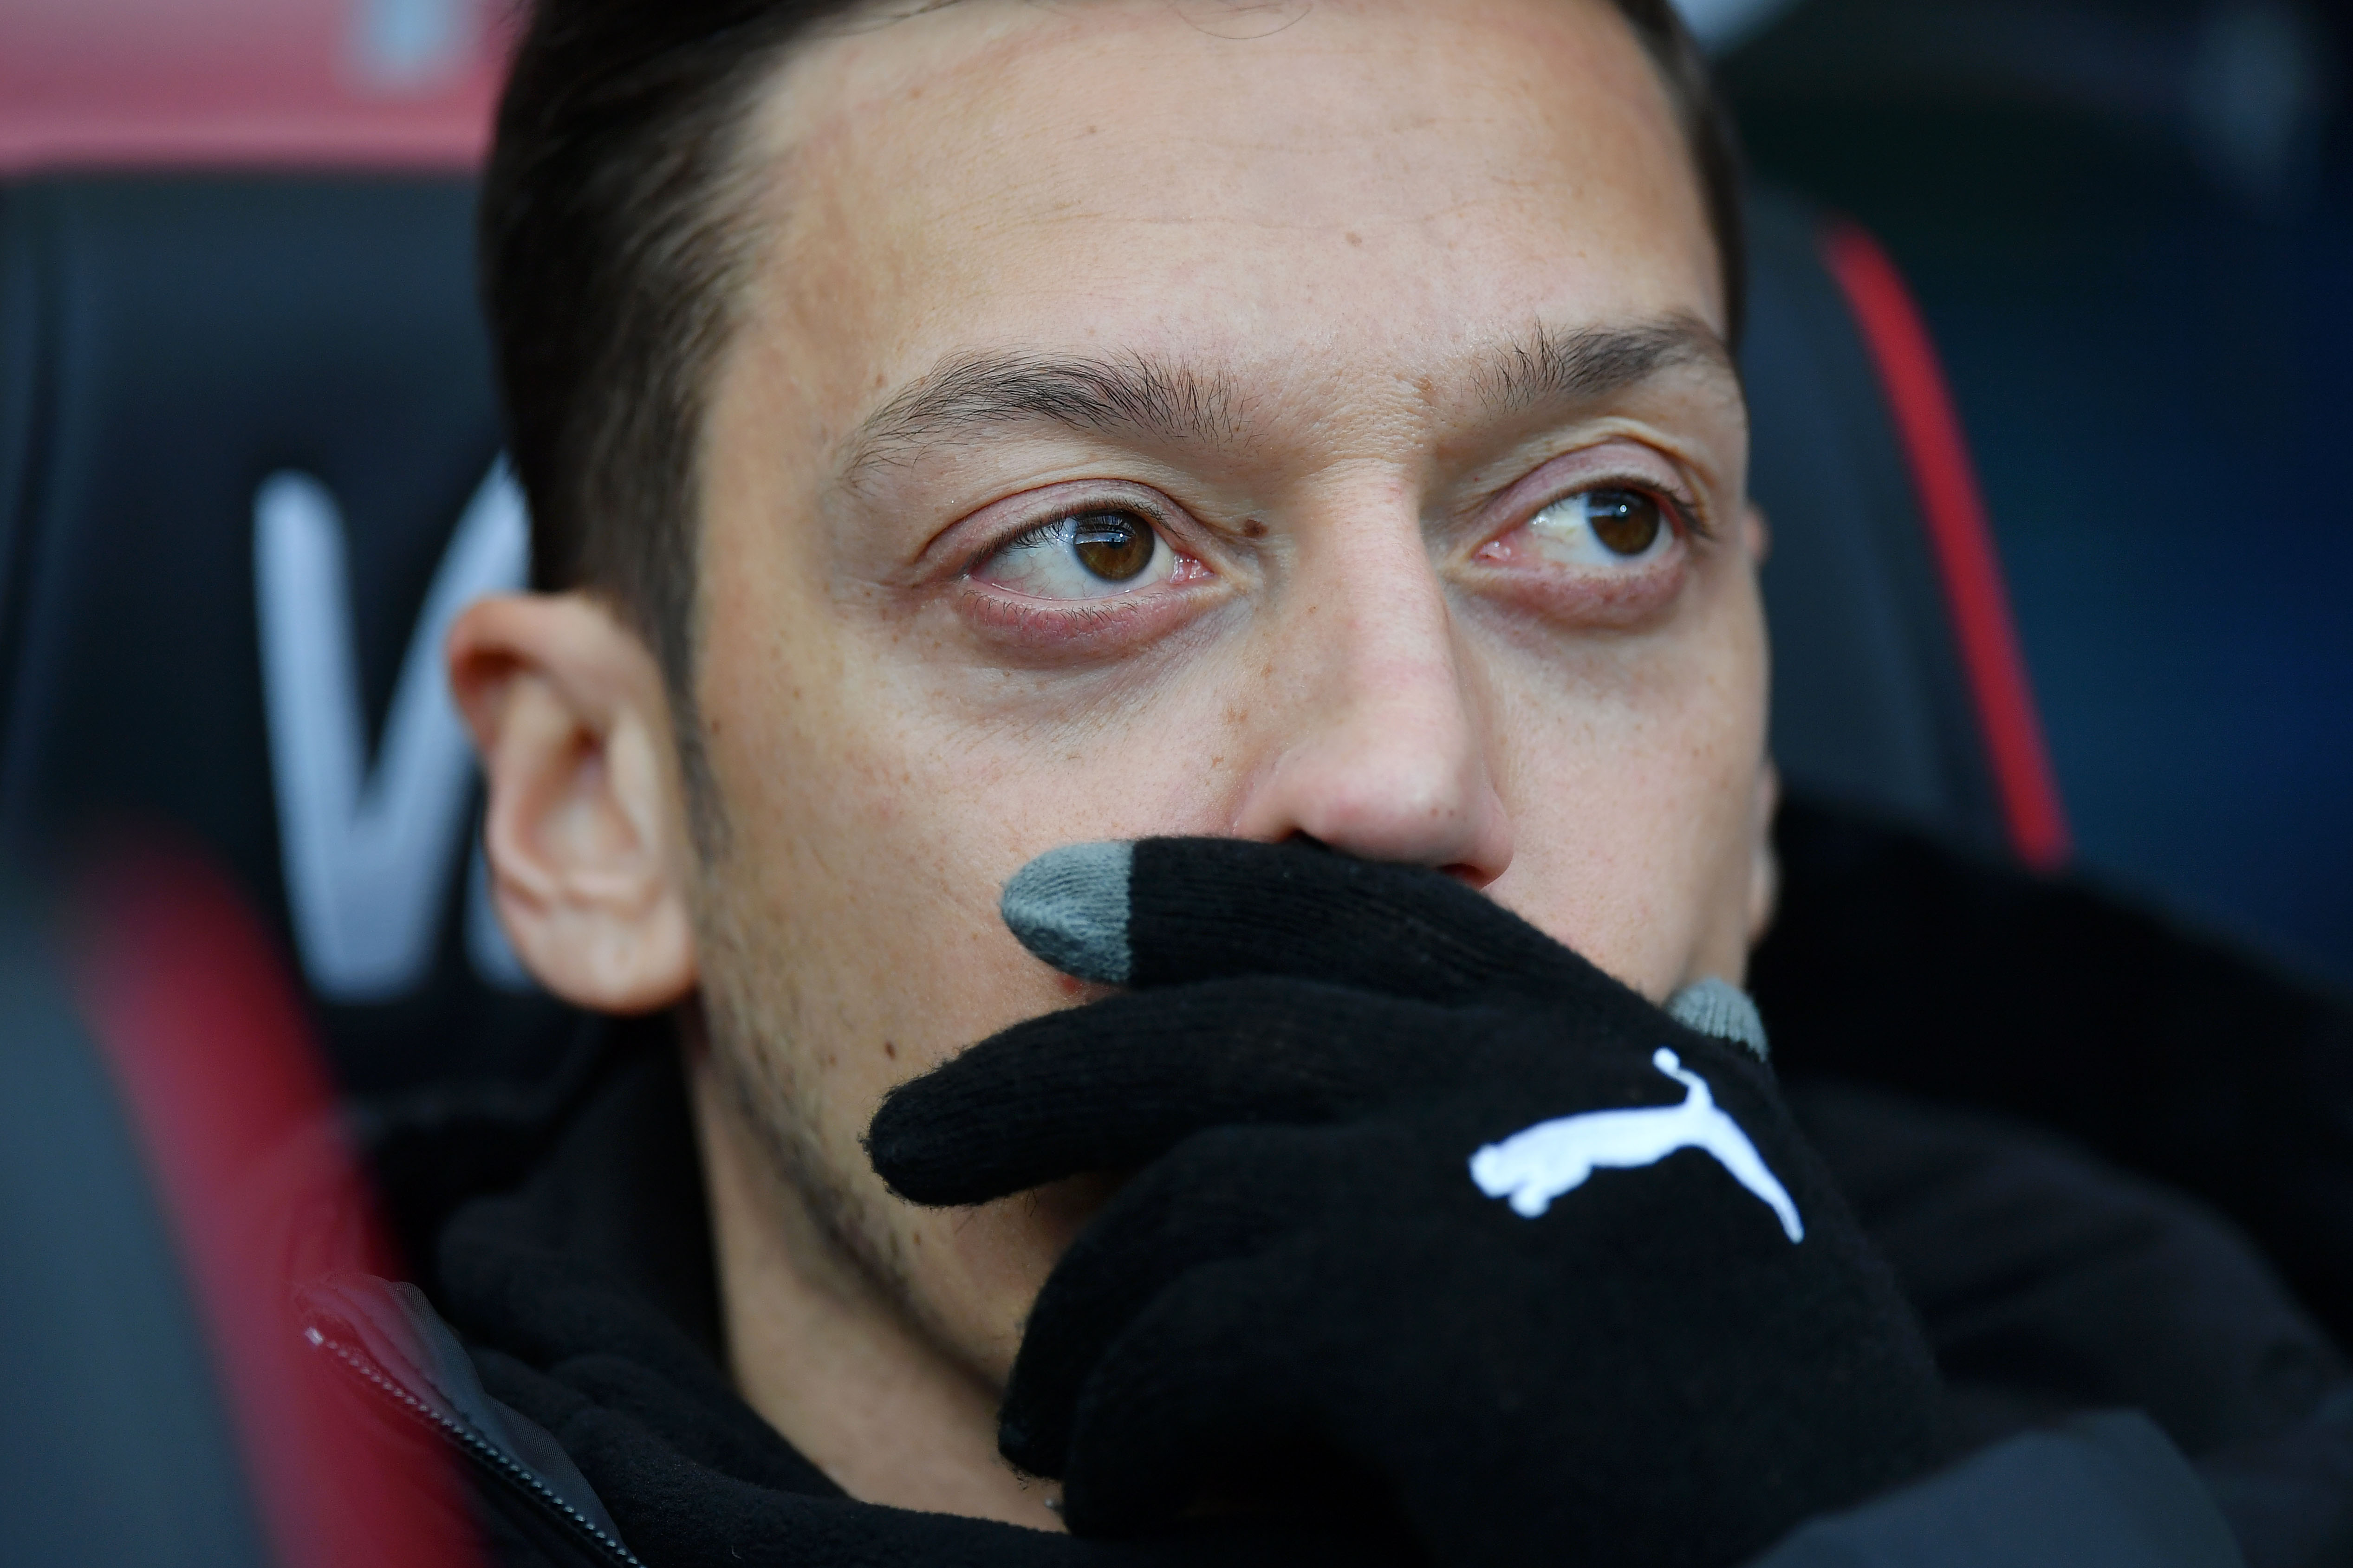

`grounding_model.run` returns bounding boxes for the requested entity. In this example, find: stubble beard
[692,883,988,1378]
